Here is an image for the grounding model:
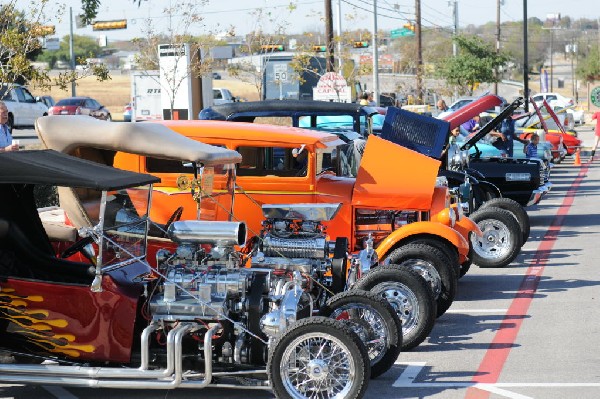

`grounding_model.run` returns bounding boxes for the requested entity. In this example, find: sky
[44,0,599,43]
